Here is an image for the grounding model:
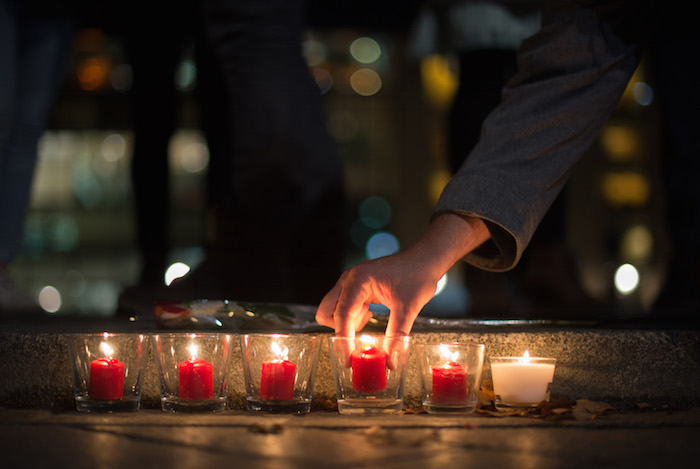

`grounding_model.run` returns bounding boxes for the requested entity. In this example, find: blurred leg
[199,0,345,304]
